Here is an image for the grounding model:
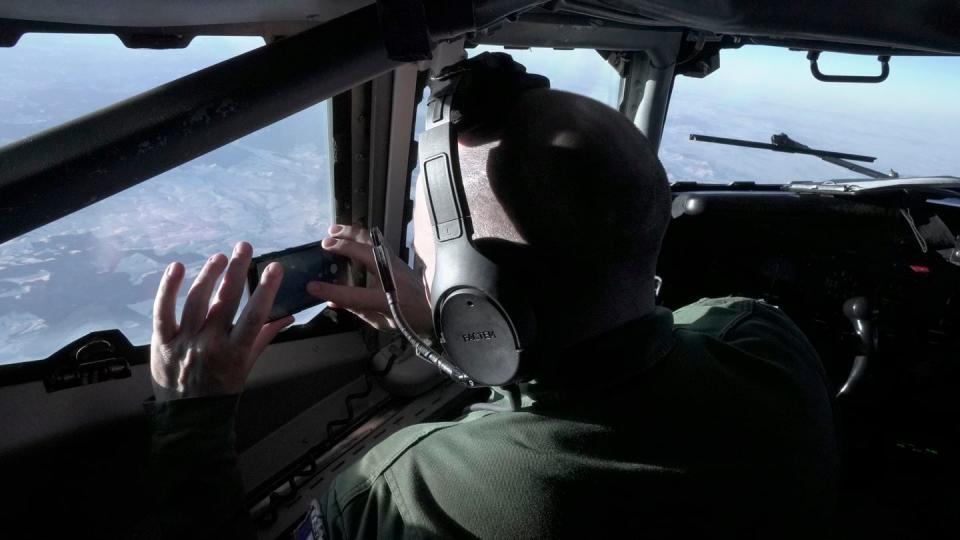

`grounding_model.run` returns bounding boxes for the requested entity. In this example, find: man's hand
[306,224,433,336]
[151,241,294,402]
